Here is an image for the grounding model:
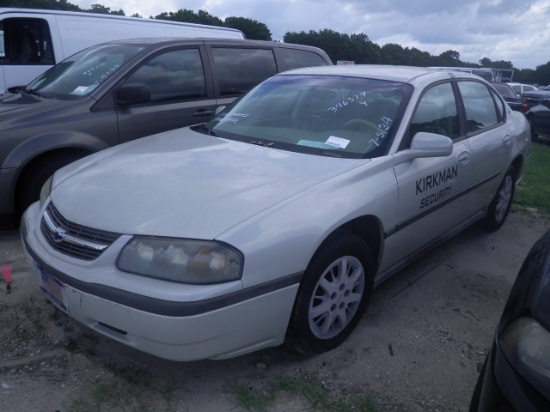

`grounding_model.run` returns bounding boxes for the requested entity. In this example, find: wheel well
[511,155,524,182]
[338,216,383,272]
[15,148,92,204]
